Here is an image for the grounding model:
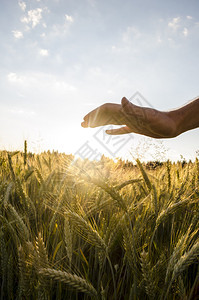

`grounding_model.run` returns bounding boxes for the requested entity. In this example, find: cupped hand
[81,97,177,138]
